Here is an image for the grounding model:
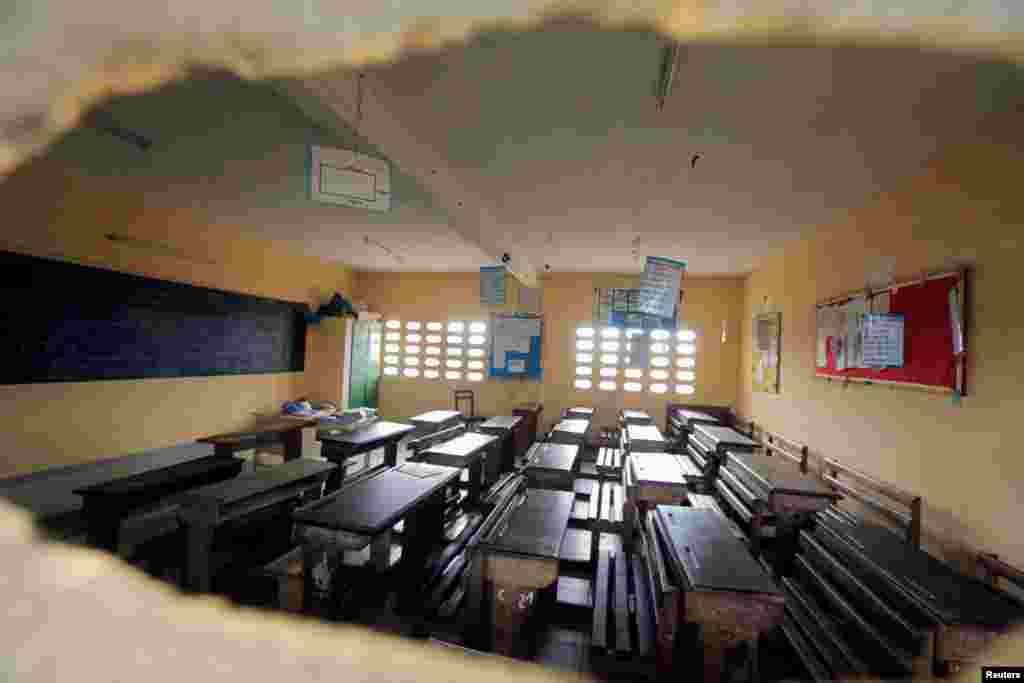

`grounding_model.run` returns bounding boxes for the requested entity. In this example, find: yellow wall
[0,158,353,477]
[739,140,1024,567]
[355,270,744,433]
